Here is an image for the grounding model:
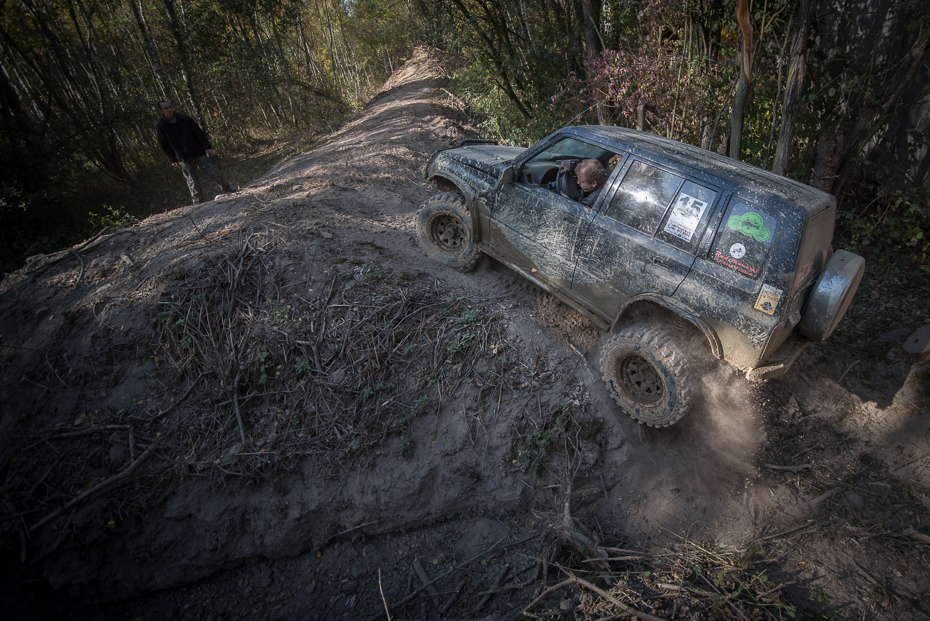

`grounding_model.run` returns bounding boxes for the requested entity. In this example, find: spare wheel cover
[798,250,865,342]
